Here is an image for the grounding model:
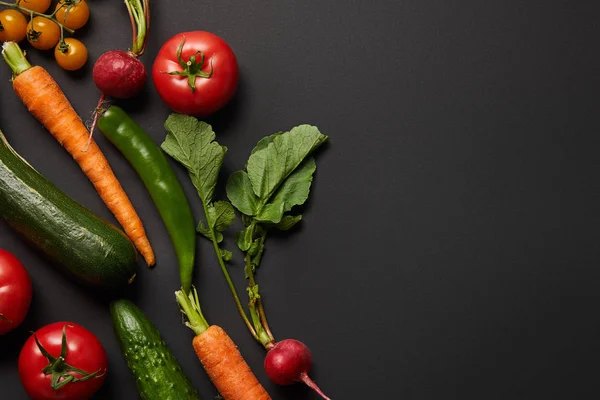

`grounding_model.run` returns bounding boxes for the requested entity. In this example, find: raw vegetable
[0,129,137,288]
[92,0,148,99]
[54,0,89,30]
[110,299,200,400]
[175,289,271,400]
[264,339,319,389]
[18,322,107,400]
[161,115,250,332]
[26,16,59,50]
[1,41,155,267]
[0,0,86,69]
[54,37,87,71]
[0,9,28,42]
[17,0,51,14]
[98,106,196,292]
[0,249,32,335]
[159,116,270,398]
[226,126,330,398]
[162,117,331,398]
[153,31,238,117]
